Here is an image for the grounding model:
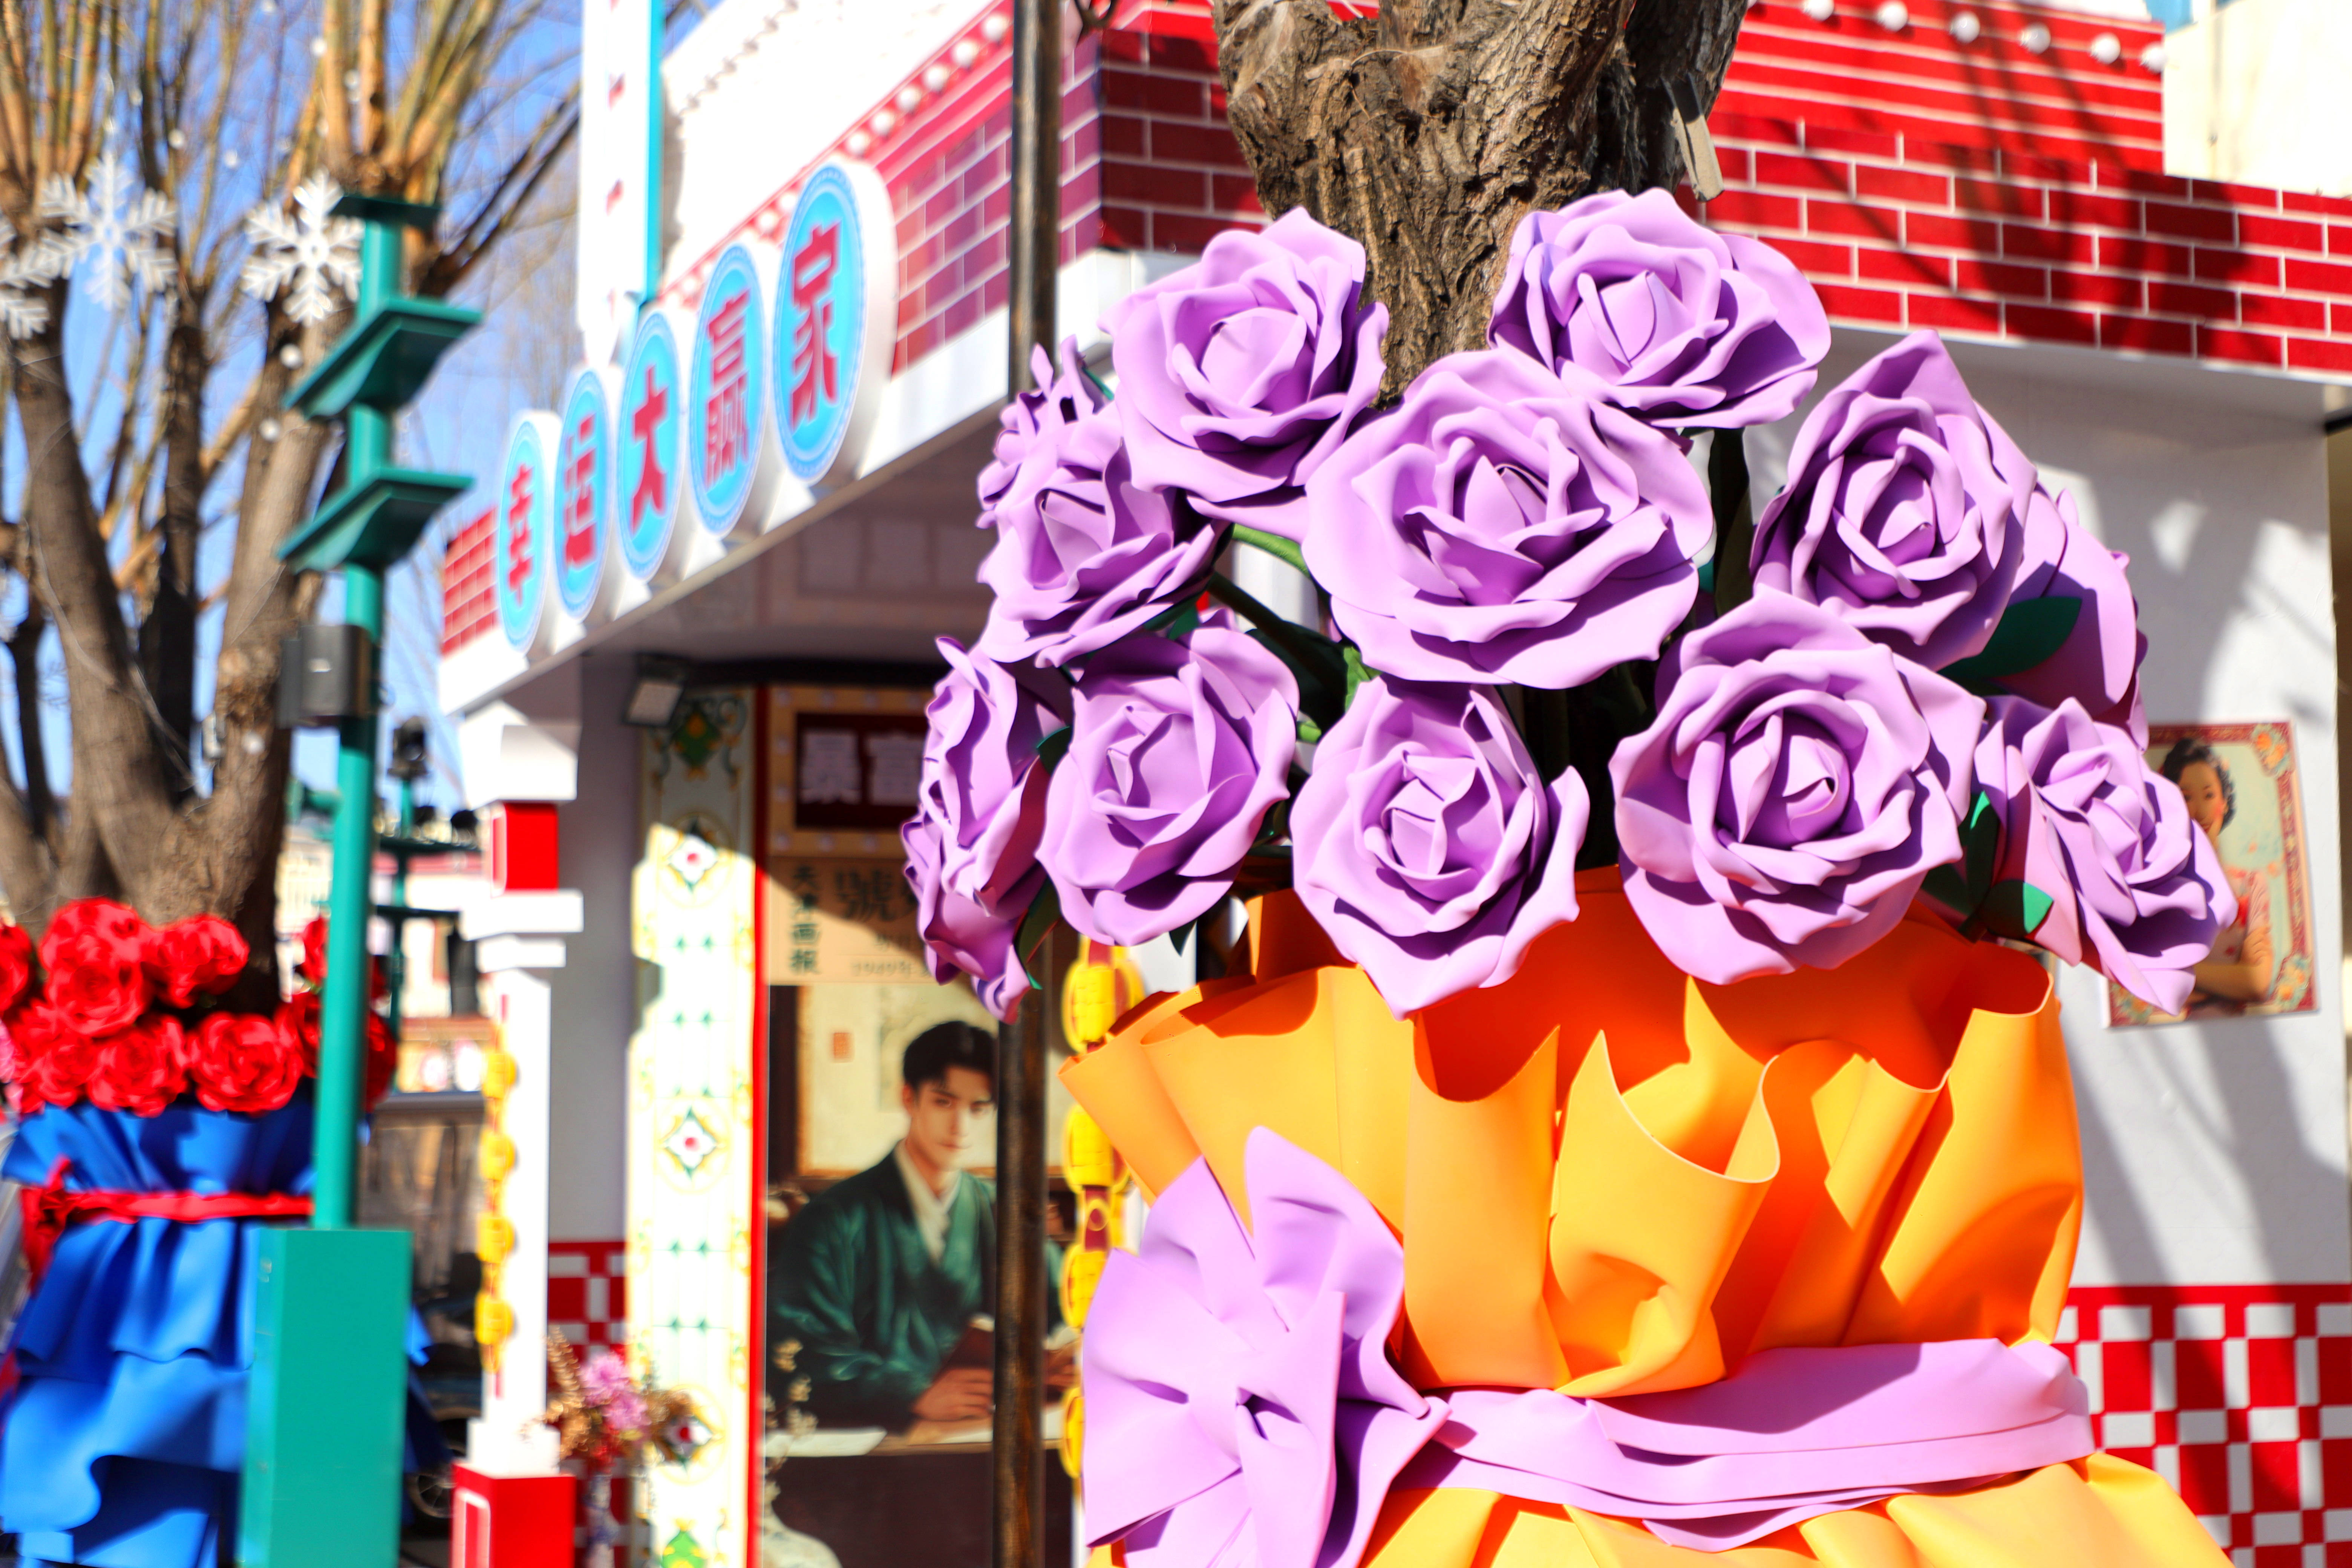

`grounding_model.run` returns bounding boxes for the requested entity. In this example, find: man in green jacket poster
[770,1020,1061,1432]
